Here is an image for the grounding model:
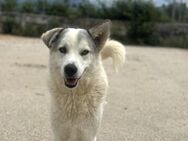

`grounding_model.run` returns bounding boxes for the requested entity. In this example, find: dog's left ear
[89,20,111,51]
[41,28,64,48]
